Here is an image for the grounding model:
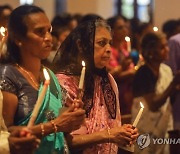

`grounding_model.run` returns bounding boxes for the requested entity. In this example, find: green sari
[18,69,65,154]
